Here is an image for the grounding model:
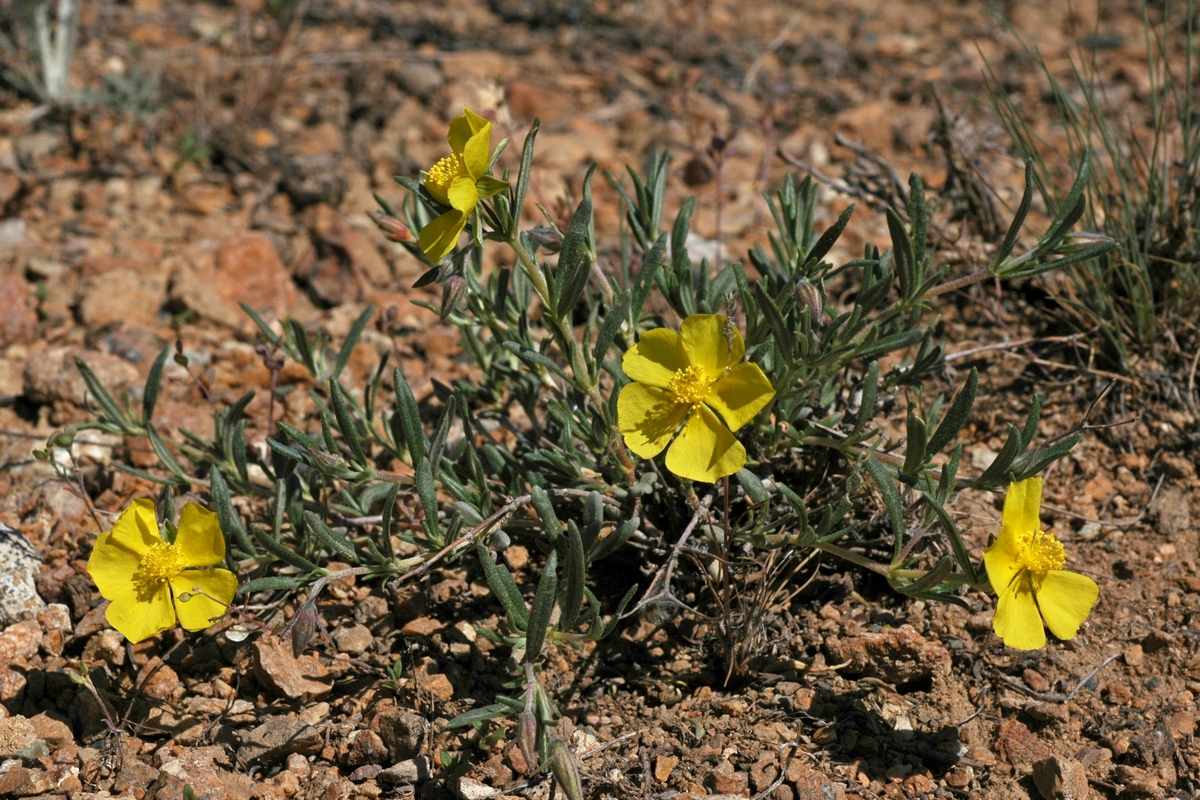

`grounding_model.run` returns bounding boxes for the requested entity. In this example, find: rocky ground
[1,1,1199,798]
